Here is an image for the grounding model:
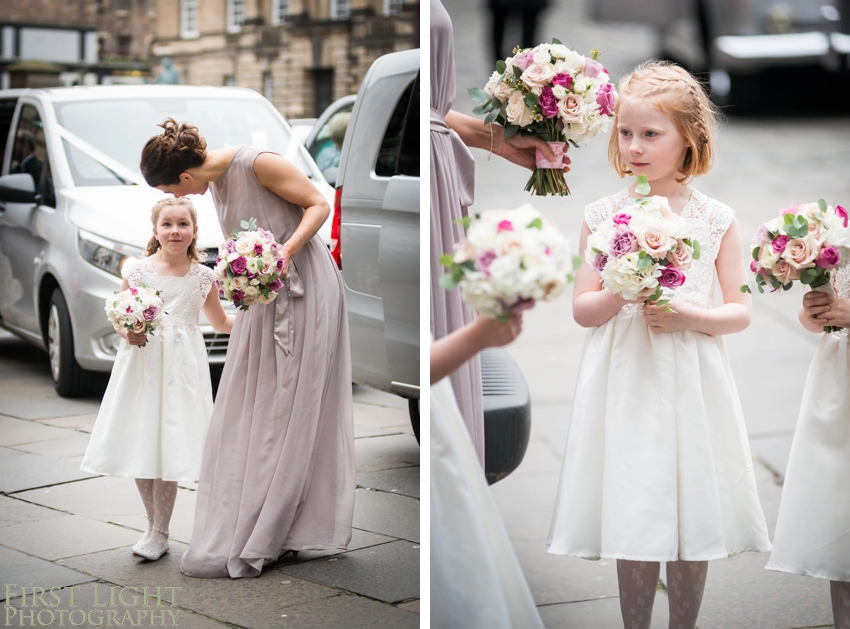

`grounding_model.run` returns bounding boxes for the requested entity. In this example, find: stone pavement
[443,0,850,626]
[0,329,419,628]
